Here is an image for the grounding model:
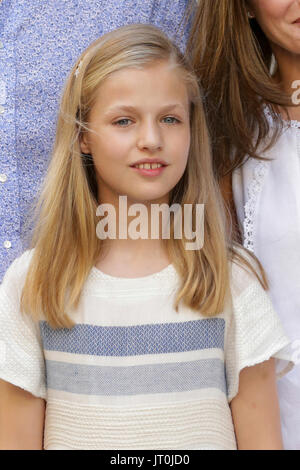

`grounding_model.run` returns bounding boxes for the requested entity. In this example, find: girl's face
[249,0,300,54]
[80,60,191,206]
